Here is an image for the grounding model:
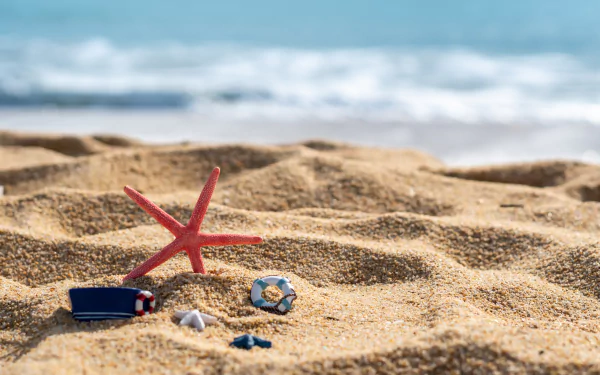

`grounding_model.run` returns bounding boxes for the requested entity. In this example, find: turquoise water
[2,0,600,51]
[1,0,599,127]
